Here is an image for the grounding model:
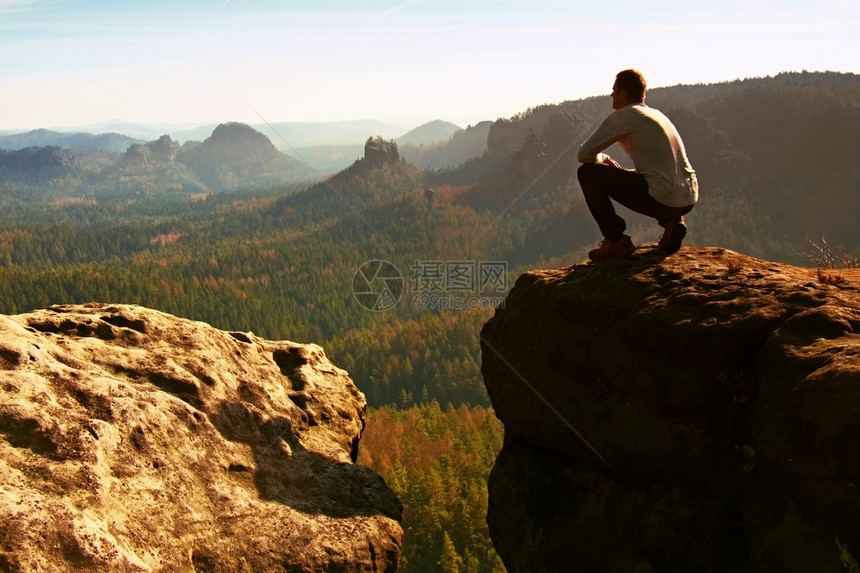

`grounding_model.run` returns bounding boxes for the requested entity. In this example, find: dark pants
[577,162,693,241]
